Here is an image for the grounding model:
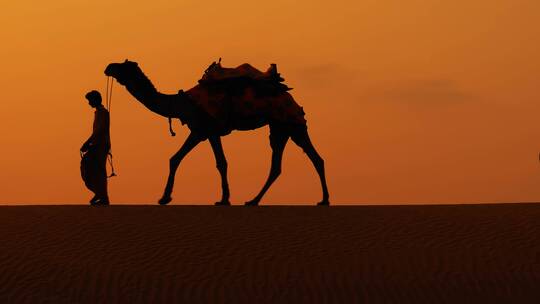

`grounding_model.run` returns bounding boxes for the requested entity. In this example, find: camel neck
[120,68,179,119]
